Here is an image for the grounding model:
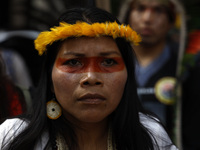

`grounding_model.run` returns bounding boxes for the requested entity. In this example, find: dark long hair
[4,7,162,150]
